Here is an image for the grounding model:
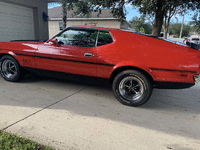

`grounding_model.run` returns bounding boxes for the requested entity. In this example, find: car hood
[0,41,44,52]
